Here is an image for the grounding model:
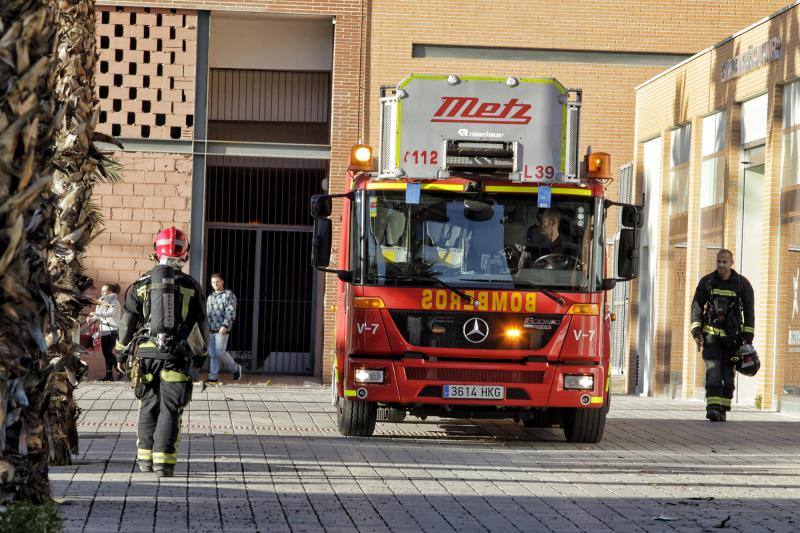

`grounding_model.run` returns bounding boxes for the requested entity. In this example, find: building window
[641,137,662,250]
[700,112,726,207]
[778,80,800,403]
[741,93,768,145]
[669,124,691,214]
[782,82,800,187]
